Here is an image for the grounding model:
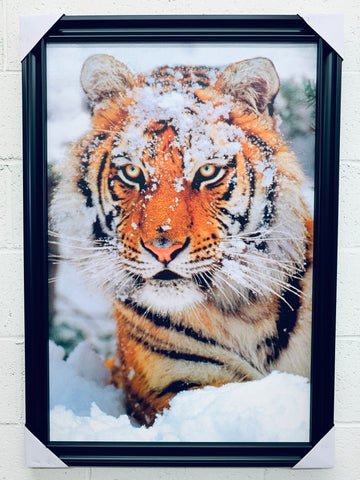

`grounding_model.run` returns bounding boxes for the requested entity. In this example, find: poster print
[47,42,317,442]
